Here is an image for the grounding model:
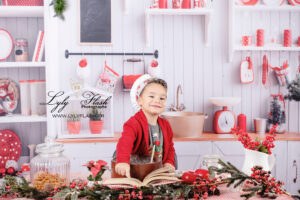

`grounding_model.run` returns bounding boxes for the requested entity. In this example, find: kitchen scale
[209,97,241,134]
